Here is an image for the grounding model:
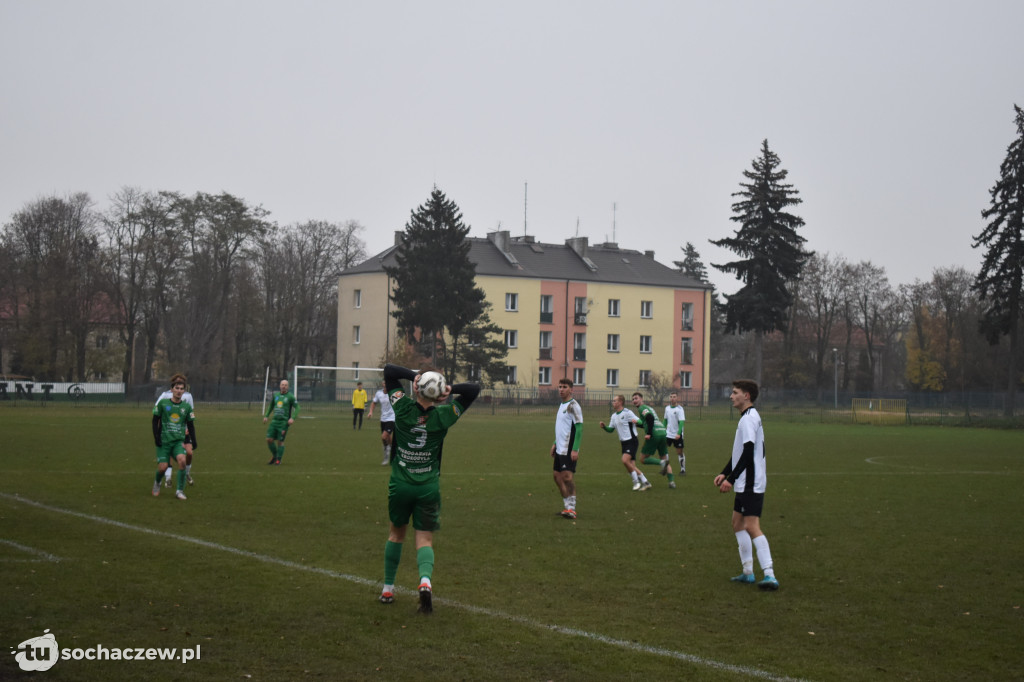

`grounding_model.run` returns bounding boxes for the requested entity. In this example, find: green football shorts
[266,422,289,441]
[641,435,669,457]
[155,441,187,464]
[387,477,441,532]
